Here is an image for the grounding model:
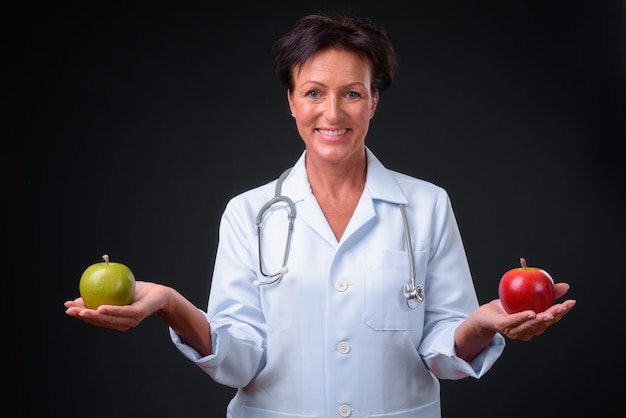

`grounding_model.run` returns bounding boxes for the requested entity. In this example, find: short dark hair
[272,13,398,94]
